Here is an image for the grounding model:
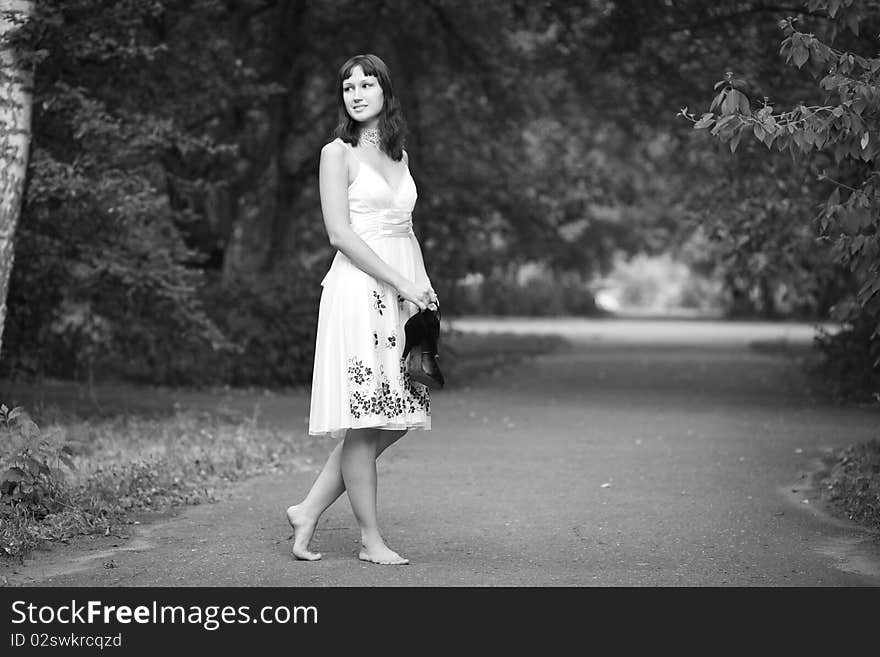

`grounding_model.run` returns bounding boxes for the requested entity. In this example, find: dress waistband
[351,212,414,240]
